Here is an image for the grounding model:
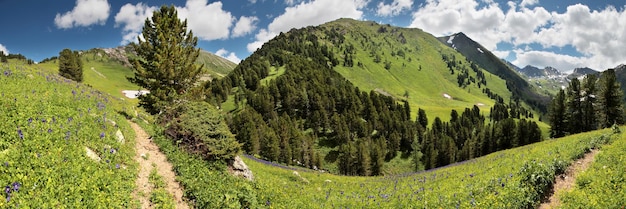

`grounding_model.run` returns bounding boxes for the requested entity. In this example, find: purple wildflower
[12,182,19,192]
[48,128,53,134]
[17,129,23,139]
[99,132,105,139]
[110,148,116,154]
[4,186,10,194]
[115,164,120,169]
[41,118,46,123]
[27,118,32,124]
[5,194,9,202]
[65,131,71,140]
